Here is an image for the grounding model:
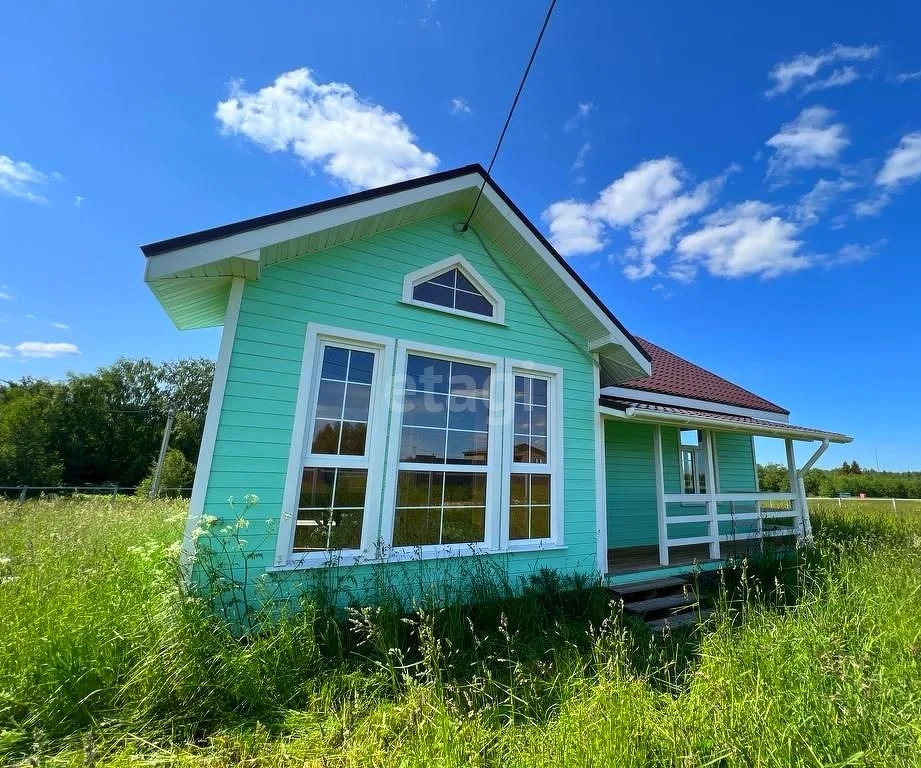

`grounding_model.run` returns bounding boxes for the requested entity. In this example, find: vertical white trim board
[593,355,608,576]
[180,276,246,578]
[653,425,669,566]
